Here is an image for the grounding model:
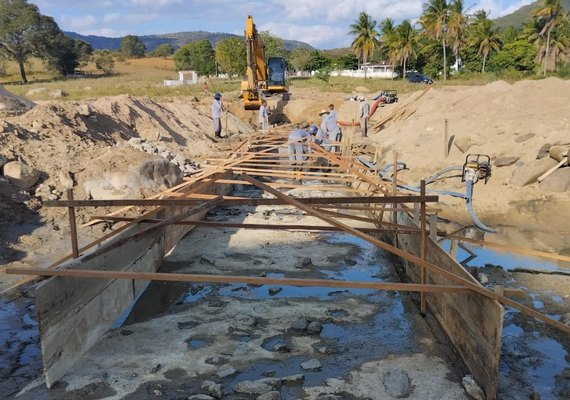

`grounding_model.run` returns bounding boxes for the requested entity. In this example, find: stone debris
[462,375,485,400]
[301,359,322,371]
[201,380,223,399]
[3,161,40,189]
[256,391,281,400]
[127,137,199,176]
[383,369,412,398]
